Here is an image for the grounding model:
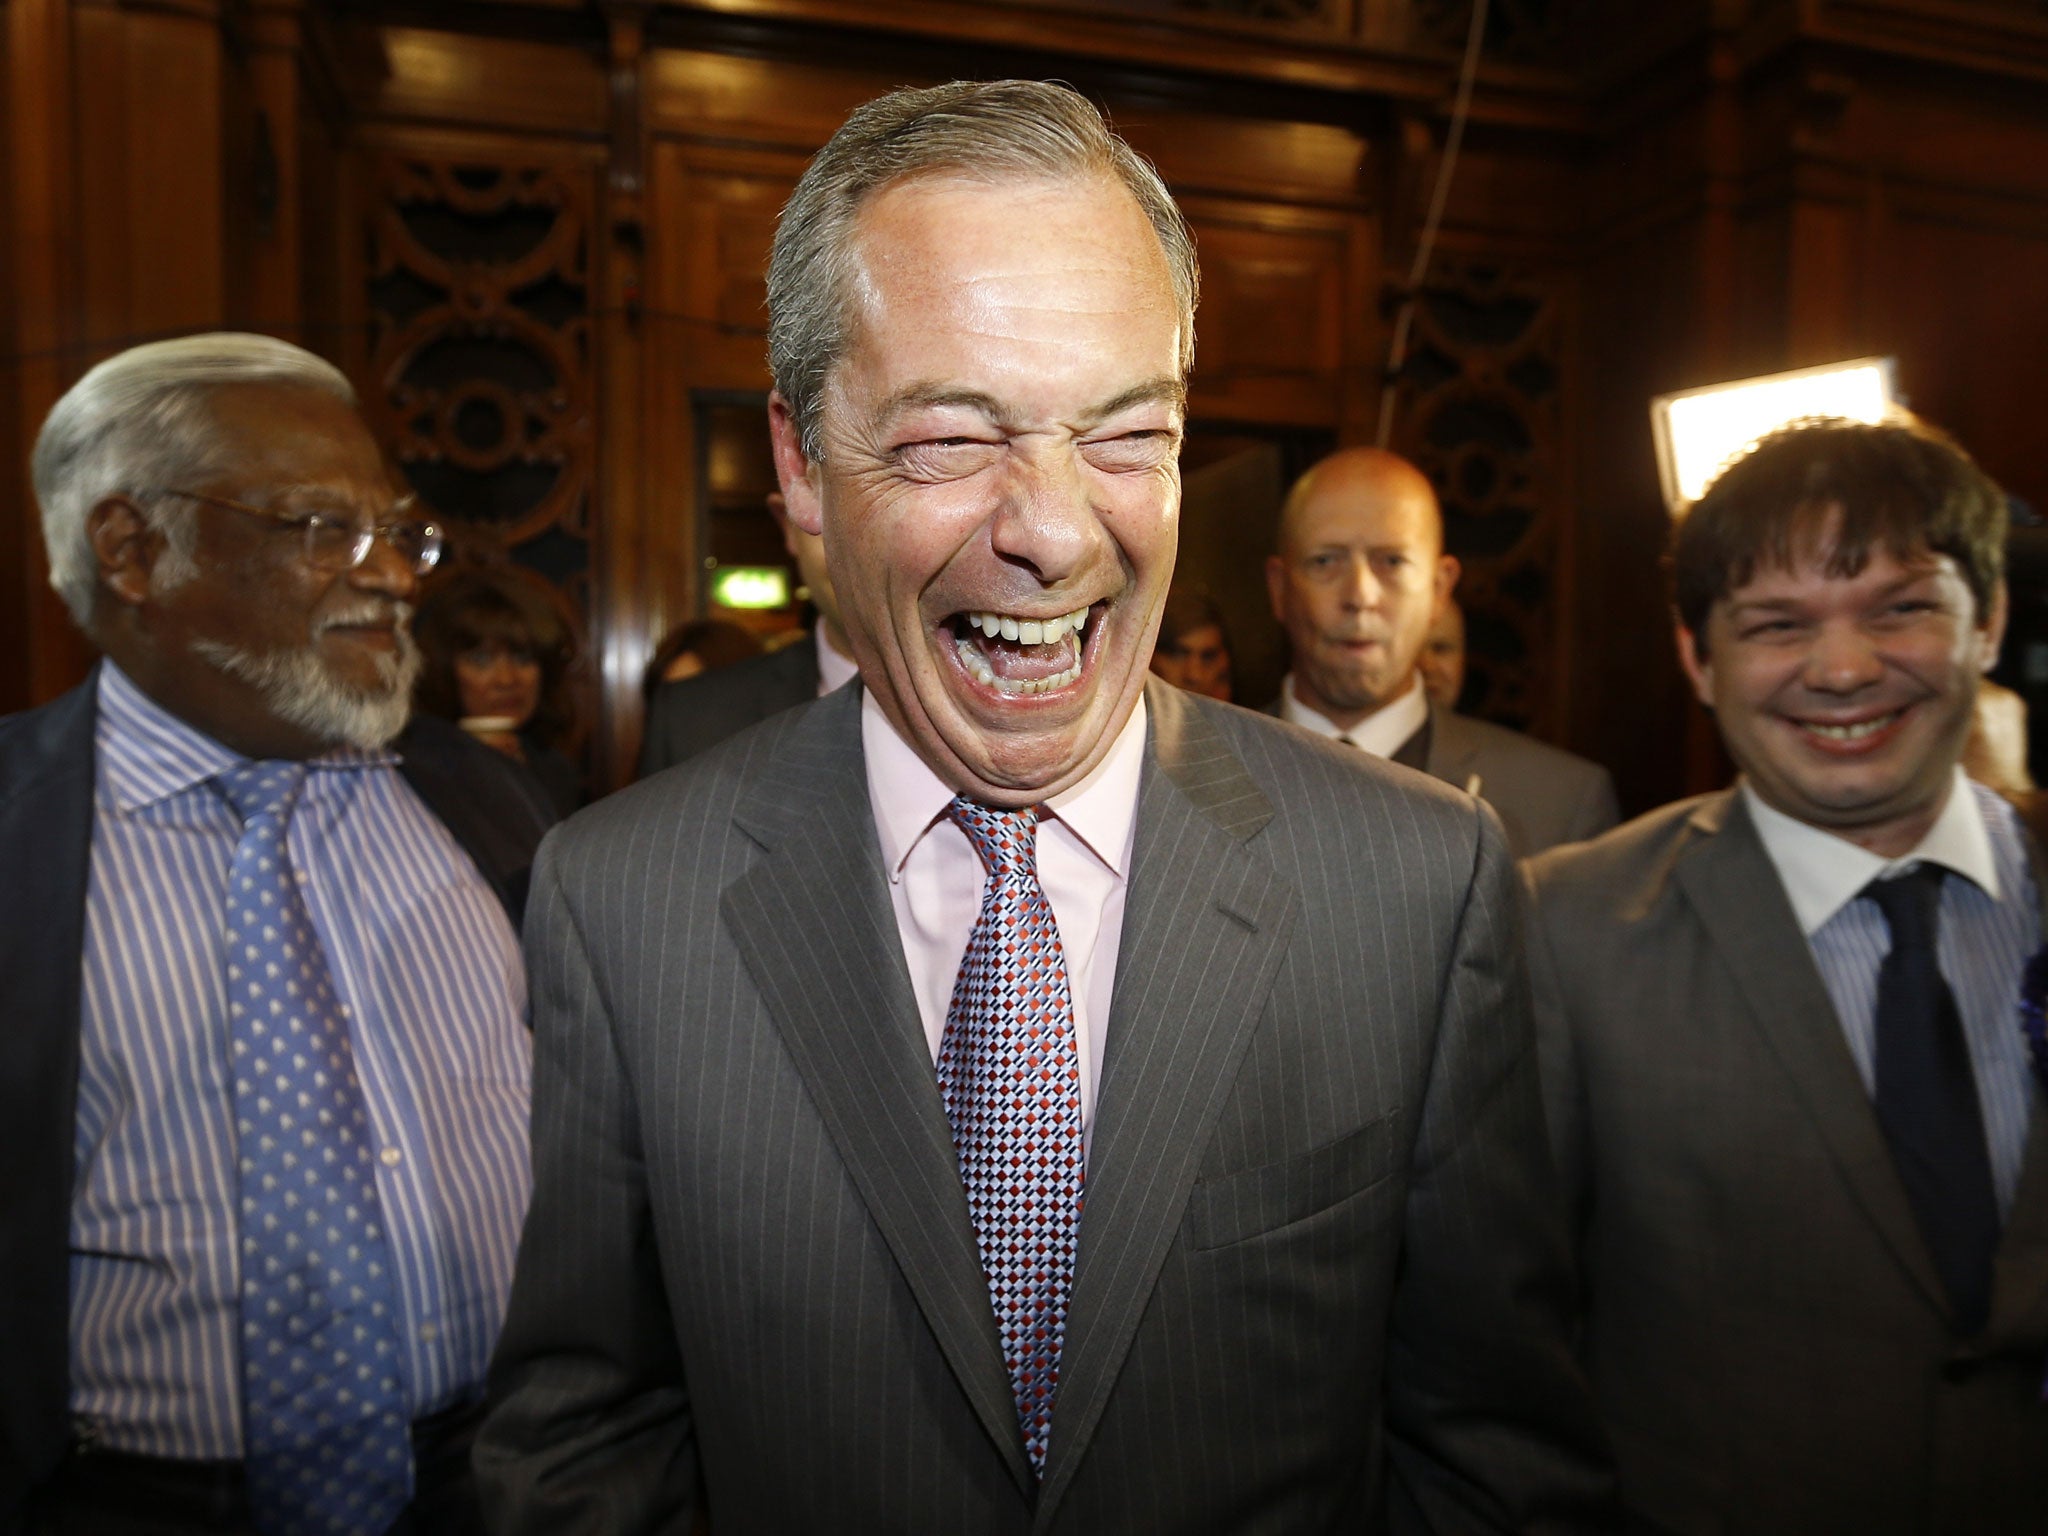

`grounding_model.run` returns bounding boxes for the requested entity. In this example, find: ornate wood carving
[366,157,594,544]
[364,152,598,741]
[1387,252,1566,731]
